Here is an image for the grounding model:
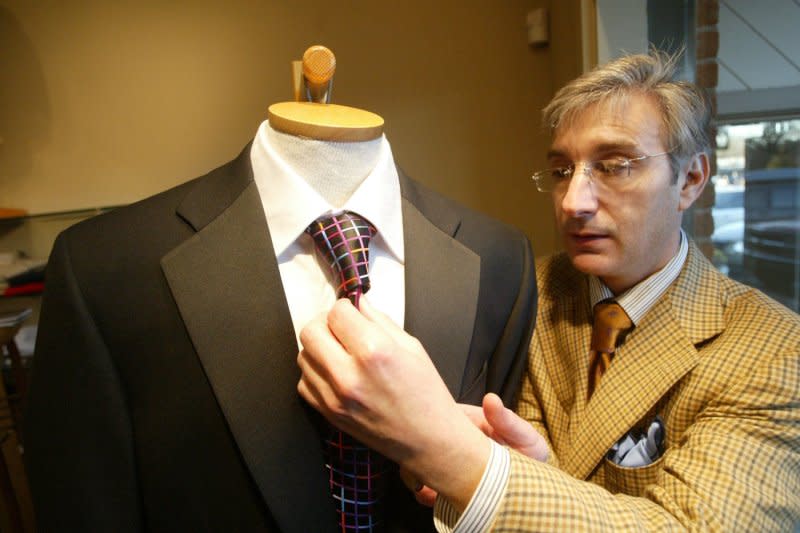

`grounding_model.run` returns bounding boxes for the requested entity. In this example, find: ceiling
[717,0,800,92]
[595,0,799,117]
